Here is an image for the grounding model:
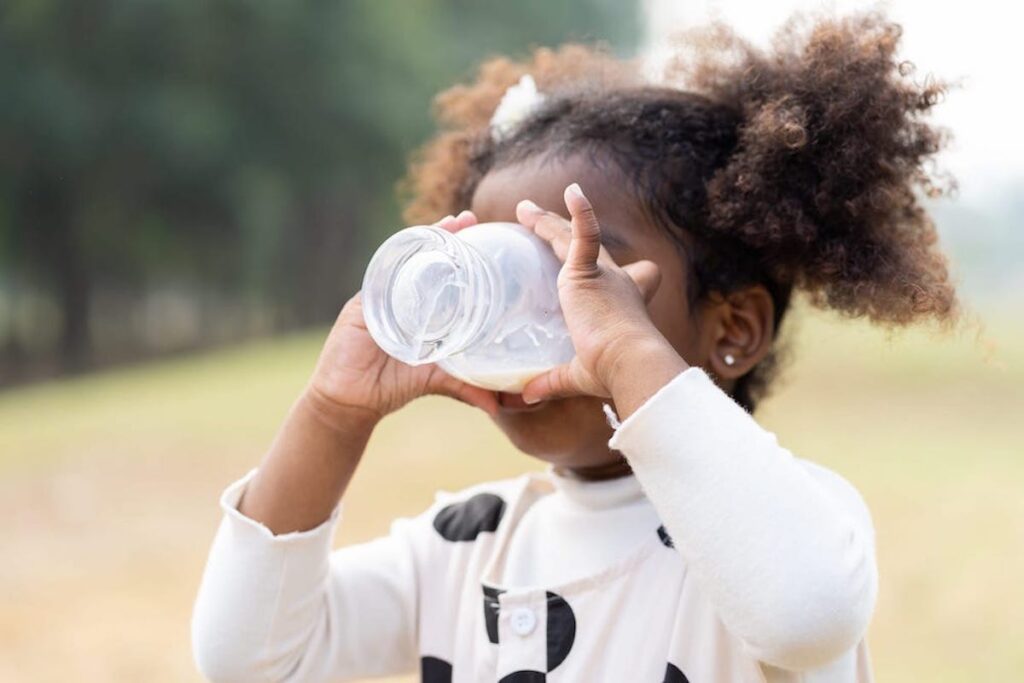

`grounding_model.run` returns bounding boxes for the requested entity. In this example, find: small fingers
[431,368,499,416]
[563,183,602,272]
[437,210,478,234]
[620,259,662,304]
[517,200,572,262]
[454,384,500,417]
[521,364,580,404]
[451,209,478,232]
[516,199,545,229]
[517,193,614,271]
[522,361,609,404]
